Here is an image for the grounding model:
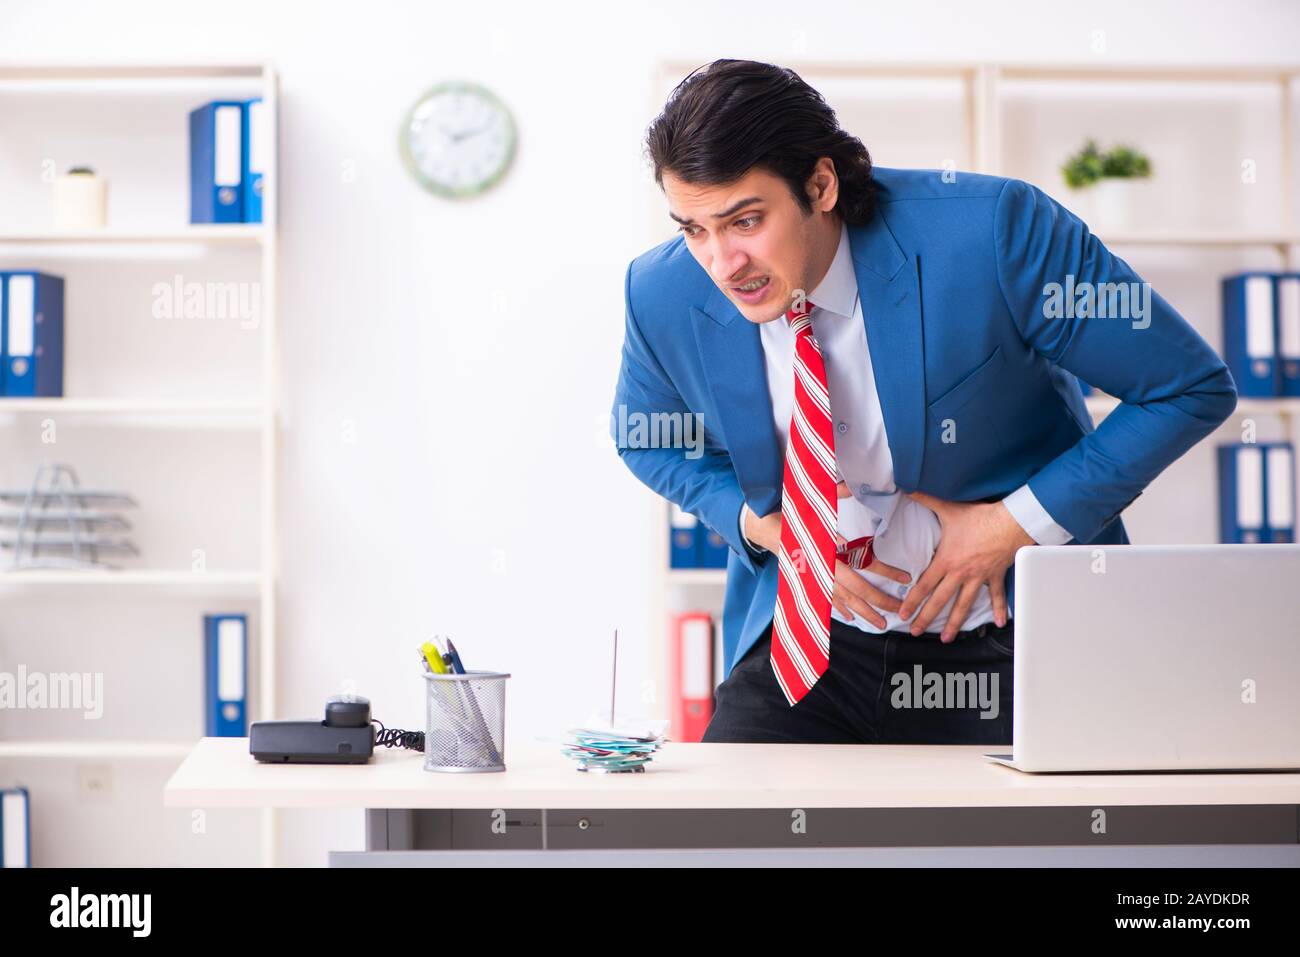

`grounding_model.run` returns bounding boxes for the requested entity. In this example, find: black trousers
[700,618,1015,745]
